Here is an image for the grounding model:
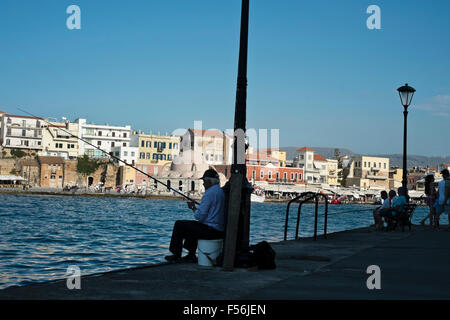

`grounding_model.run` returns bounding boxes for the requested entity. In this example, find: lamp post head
[397,83,416,108]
